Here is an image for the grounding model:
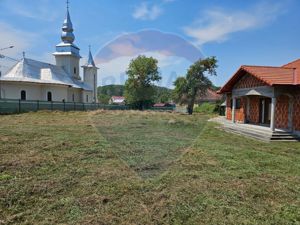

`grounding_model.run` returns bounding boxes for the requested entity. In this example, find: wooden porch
[210,117,300,142]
